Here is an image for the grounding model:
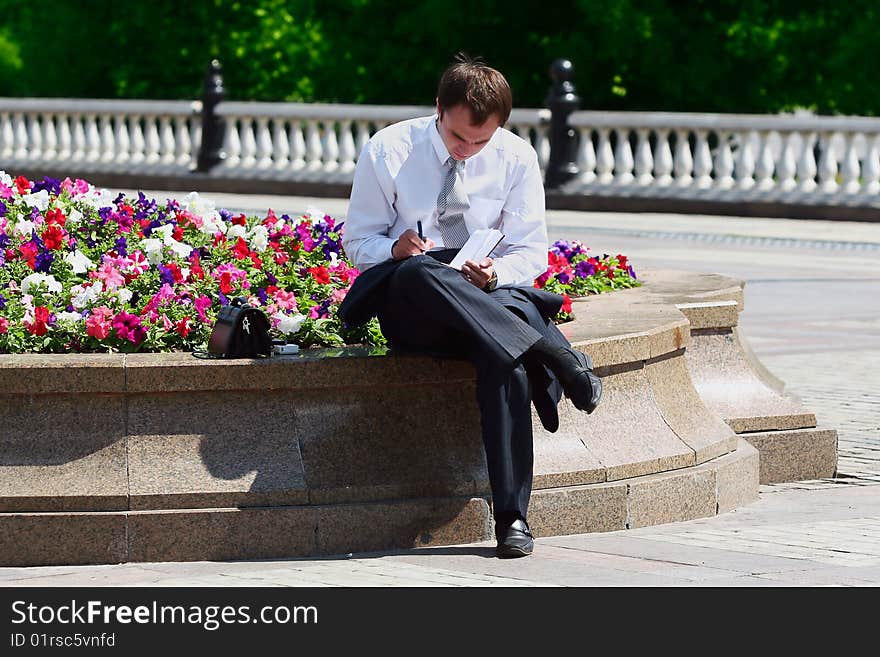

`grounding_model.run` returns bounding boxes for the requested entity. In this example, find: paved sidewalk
[2,193,878,587]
